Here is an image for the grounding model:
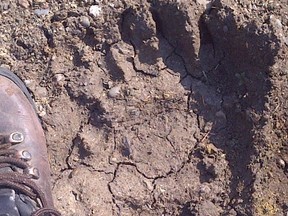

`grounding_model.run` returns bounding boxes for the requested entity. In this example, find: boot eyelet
[9,132,24,144]
[24,167,40,179]
[21,150,32,161]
